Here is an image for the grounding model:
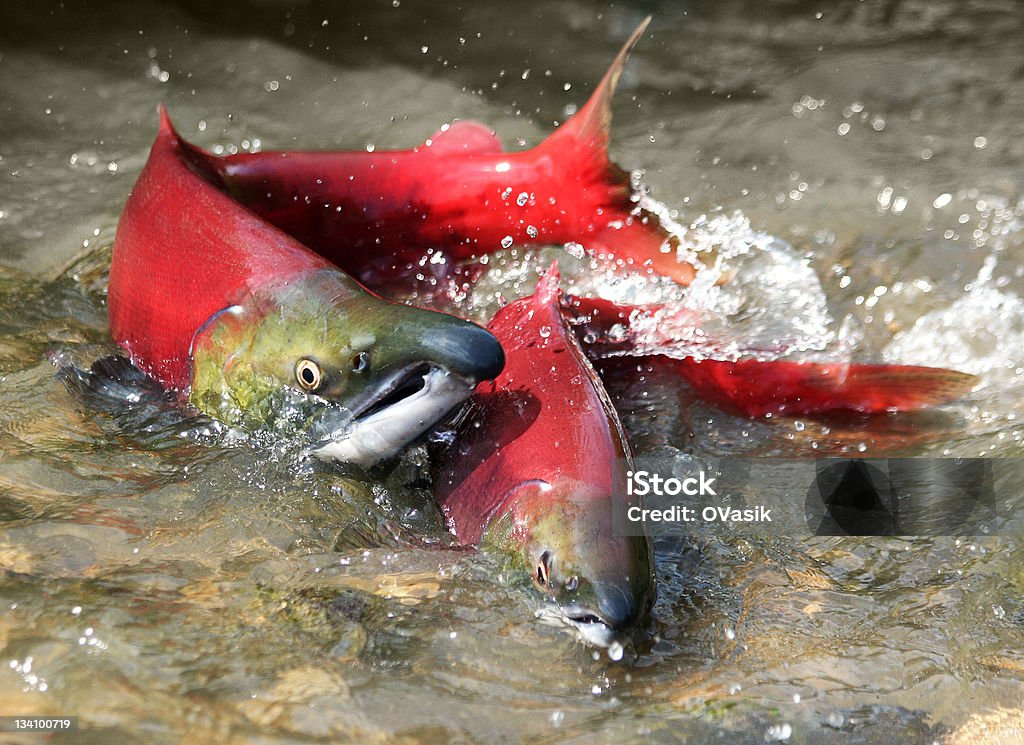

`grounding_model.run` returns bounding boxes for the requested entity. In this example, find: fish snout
[585,580,648,630]
[419,320,504,384]
[535,546,653,642]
